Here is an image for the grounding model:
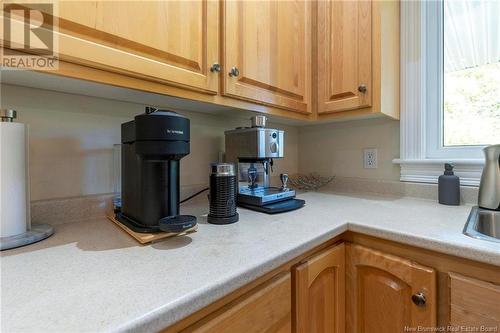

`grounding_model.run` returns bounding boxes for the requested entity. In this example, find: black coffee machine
[116,107,197,233]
